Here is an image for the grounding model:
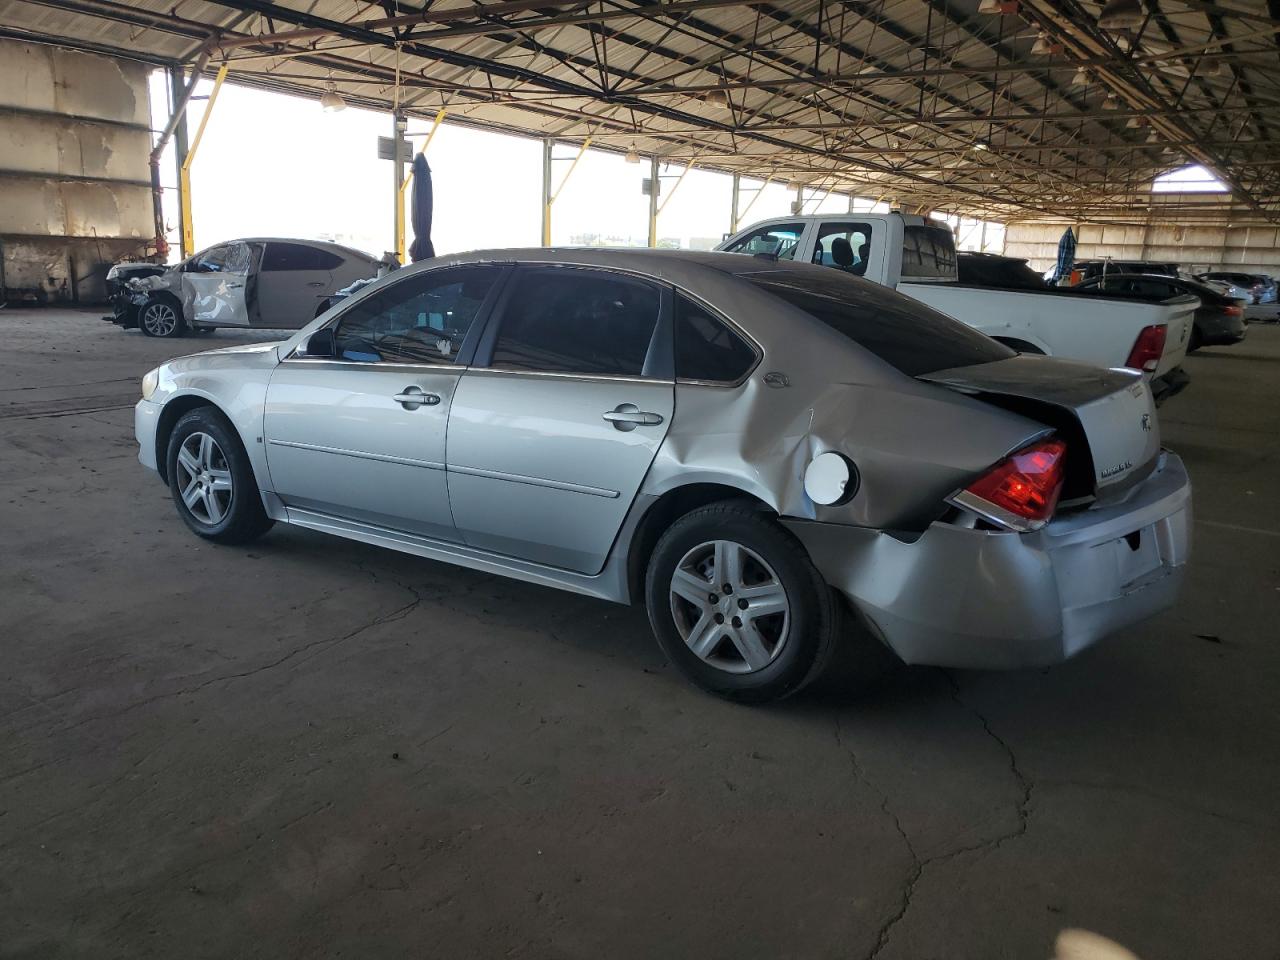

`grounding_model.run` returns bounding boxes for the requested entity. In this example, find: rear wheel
[645,502,837,702]
[166,408,273,544]
[139,298,186,338]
